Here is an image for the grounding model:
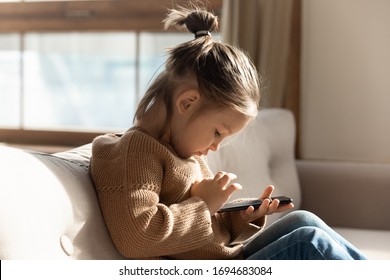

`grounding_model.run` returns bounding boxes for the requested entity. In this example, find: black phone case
[218,196,293,213]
